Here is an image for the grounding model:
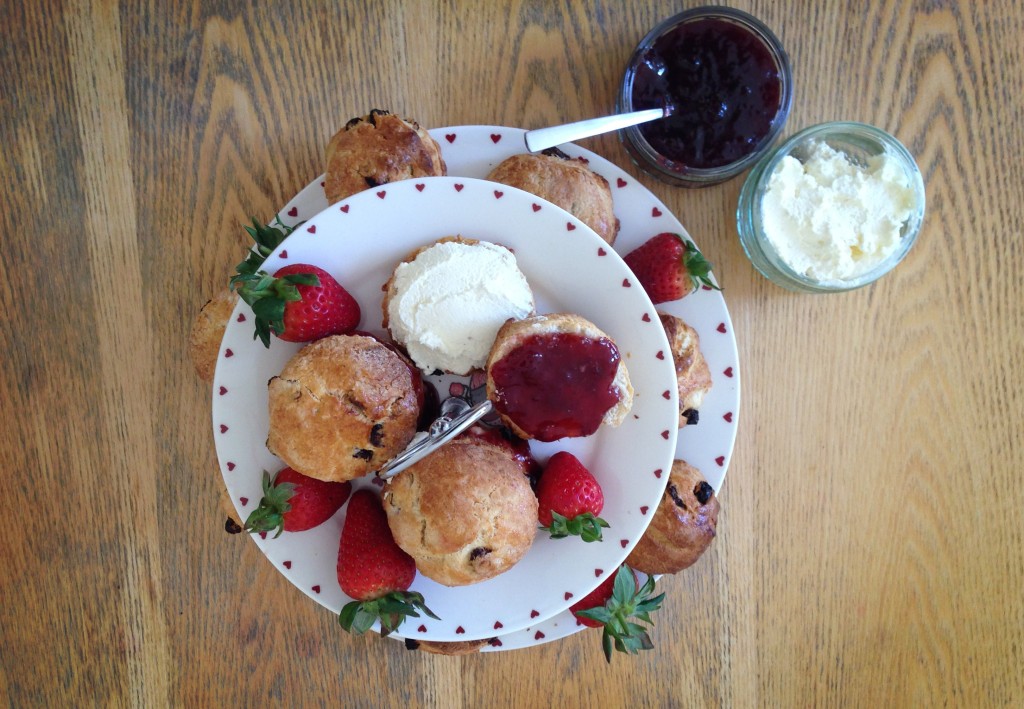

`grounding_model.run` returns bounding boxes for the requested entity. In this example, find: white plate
[212,126,741,650]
